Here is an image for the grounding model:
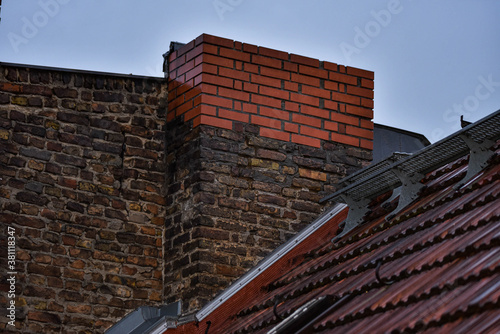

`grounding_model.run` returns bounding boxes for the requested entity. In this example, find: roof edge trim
[195,203,348,321]
[0,61,165,81]
[321,109,500,204]
[105,301,181,334]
